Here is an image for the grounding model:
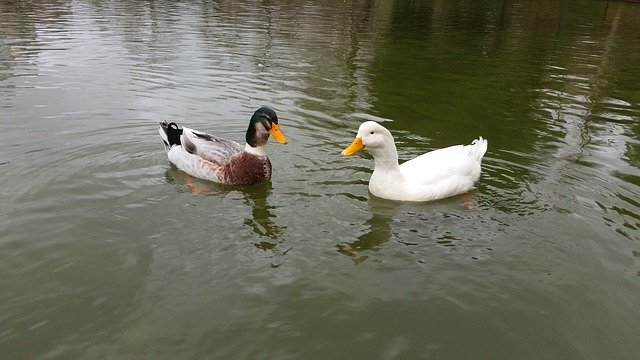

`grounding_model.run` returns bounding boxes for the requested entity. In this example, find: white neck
[369,144,399,171]
[372,153,403,182]
[368,144,406,199]
[245,143,267,156]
